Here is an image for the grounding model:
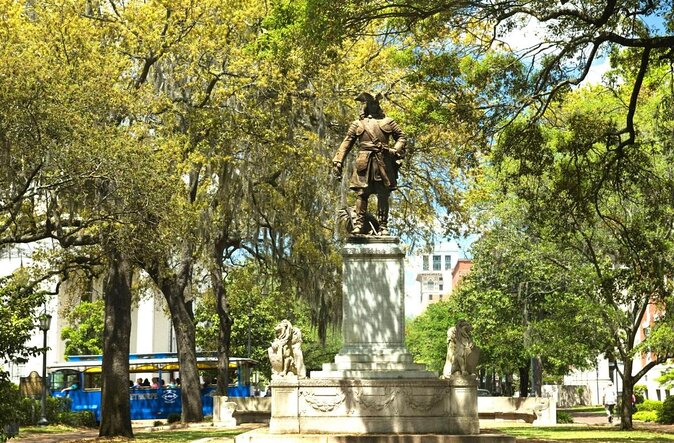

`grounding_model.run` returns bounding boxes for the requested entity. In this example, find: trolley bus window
[83,372,102,390]
[199,366,242,387]
[49,369,79,391]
